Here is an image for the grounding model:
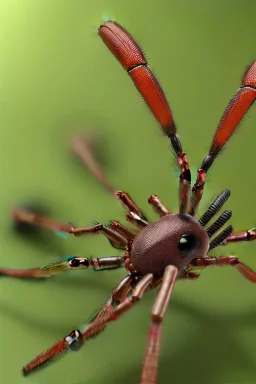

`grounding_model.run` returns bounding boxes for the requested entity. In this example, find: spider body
[129,213,209,276]
[1,20,255,384]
